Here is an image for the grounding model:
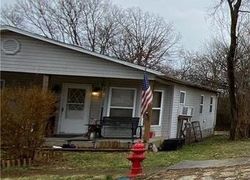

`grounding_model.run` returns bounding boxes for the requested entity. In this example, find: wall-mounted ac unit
[179,106,194,116]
